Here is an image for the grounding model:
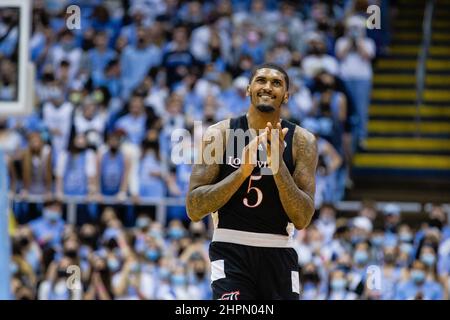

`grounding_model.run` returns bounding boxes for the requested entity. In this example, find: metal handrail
[9,195,450,226]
